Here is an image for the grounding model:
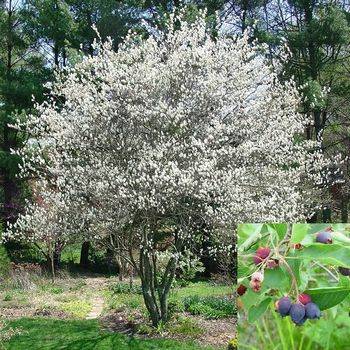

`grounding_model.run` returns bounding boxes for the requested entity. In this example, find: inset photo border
[237,223,350,350]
